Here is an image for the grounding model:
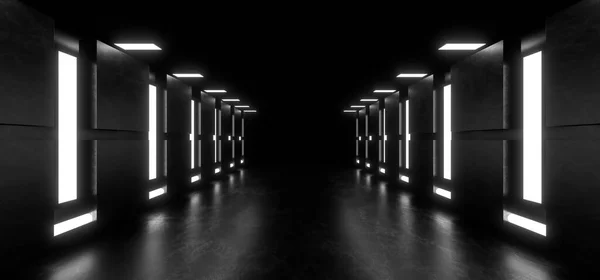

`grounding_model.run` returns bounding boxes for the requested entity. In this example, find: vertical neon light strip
[232,114,235,158]
[443,85,452,180]
[214,109,217,163]
[149,85,157,180]
[198,102,201,167]
[406,100,410,169]
[356,118,359,156]
[242,117,245,156]
[218,110,222,162]
[365,114,369,158]
[191,101,194,168]
[58,51,78,204]
[379,110,382,161]
[523,51,542,204]
[383,108,386,163]
[433,90,436,176]
[399,104,402,167]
